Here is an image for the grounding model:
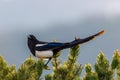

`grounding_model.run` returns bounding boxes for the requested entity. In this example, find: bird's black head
[27,35,38,56]
[28,35,37,42]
